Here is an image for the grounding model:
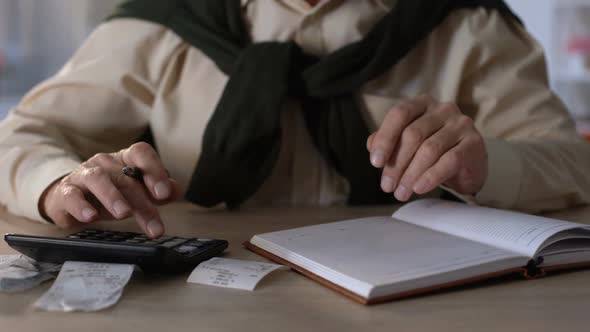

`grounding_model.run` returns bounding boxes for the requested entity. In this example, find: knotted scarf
[109,0,520,208]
